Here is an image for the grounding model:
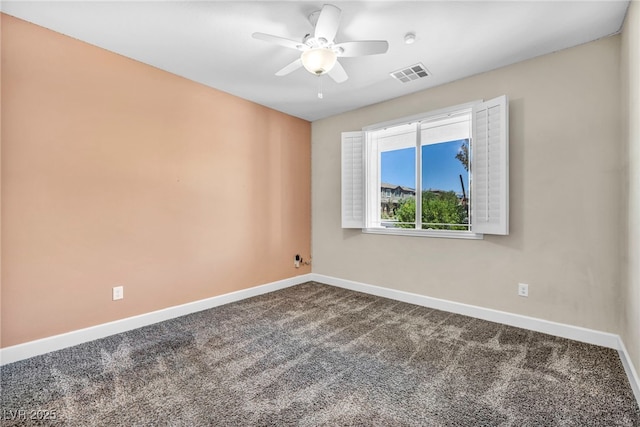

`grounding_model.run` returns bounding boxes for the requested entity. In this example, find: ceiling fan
[252,4,389,84]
